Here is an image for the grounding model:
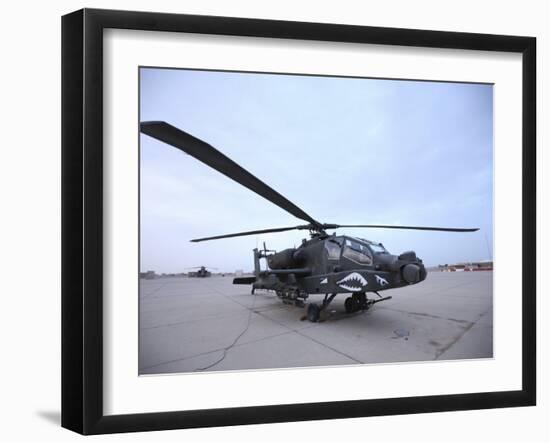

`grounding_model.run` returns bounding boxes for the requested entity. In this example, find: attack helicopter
[185,266,217,278]
[141,121,478,322]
